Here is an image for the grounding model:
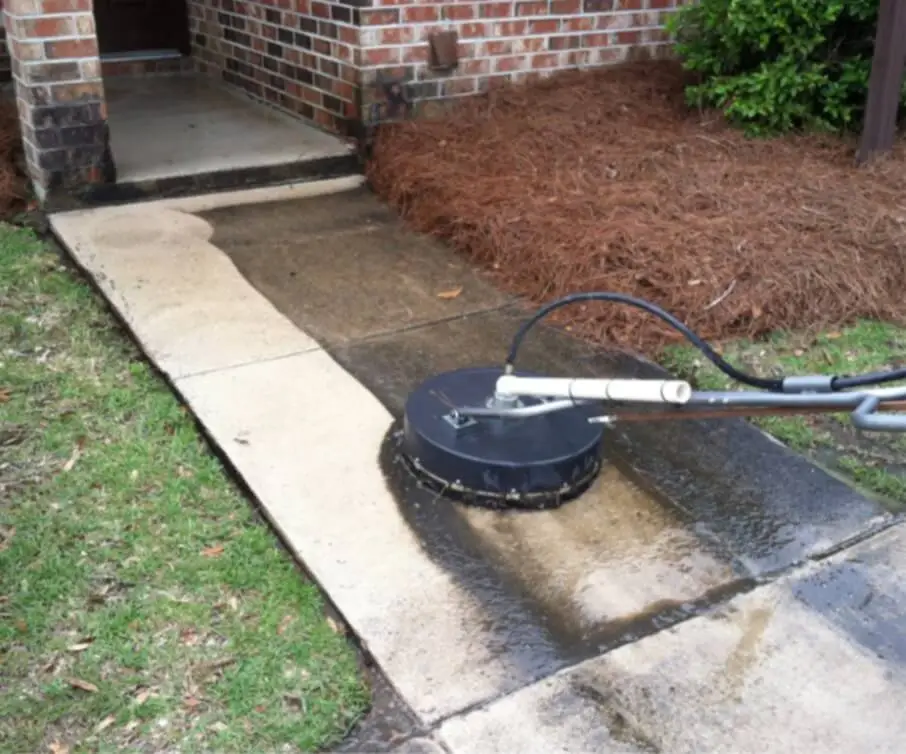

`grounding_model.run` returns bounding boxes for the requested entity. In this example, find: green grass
[660,320,906,508]
[0,225,369,753]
